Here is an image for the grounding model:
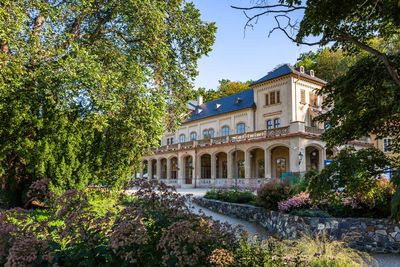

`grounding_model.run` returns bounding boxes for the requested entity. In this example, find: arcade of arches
[141,143,328,186]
